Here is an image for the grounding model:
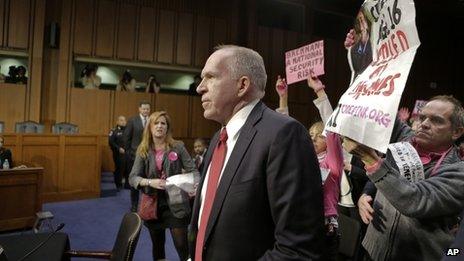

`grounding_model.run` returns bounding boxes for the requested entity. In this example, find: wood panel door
[116,3,137,60]
[176,12,193,66]
[7,0,31,49]
[73,0,94,55]
[157,10,175,64]
[137,6,156,62]
[95,0,116,57]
